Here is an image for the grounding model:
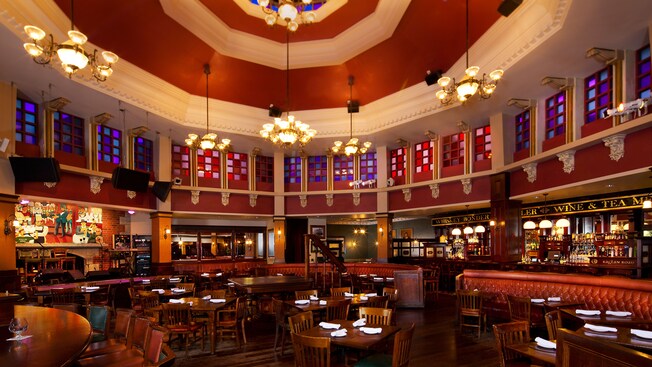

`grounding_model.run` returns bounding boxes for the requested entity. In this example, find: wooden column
[273,217,286,263]
[0,194,20,291]
[375,213,393,263]
[150,211,173,274]
[490,173,522,262]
